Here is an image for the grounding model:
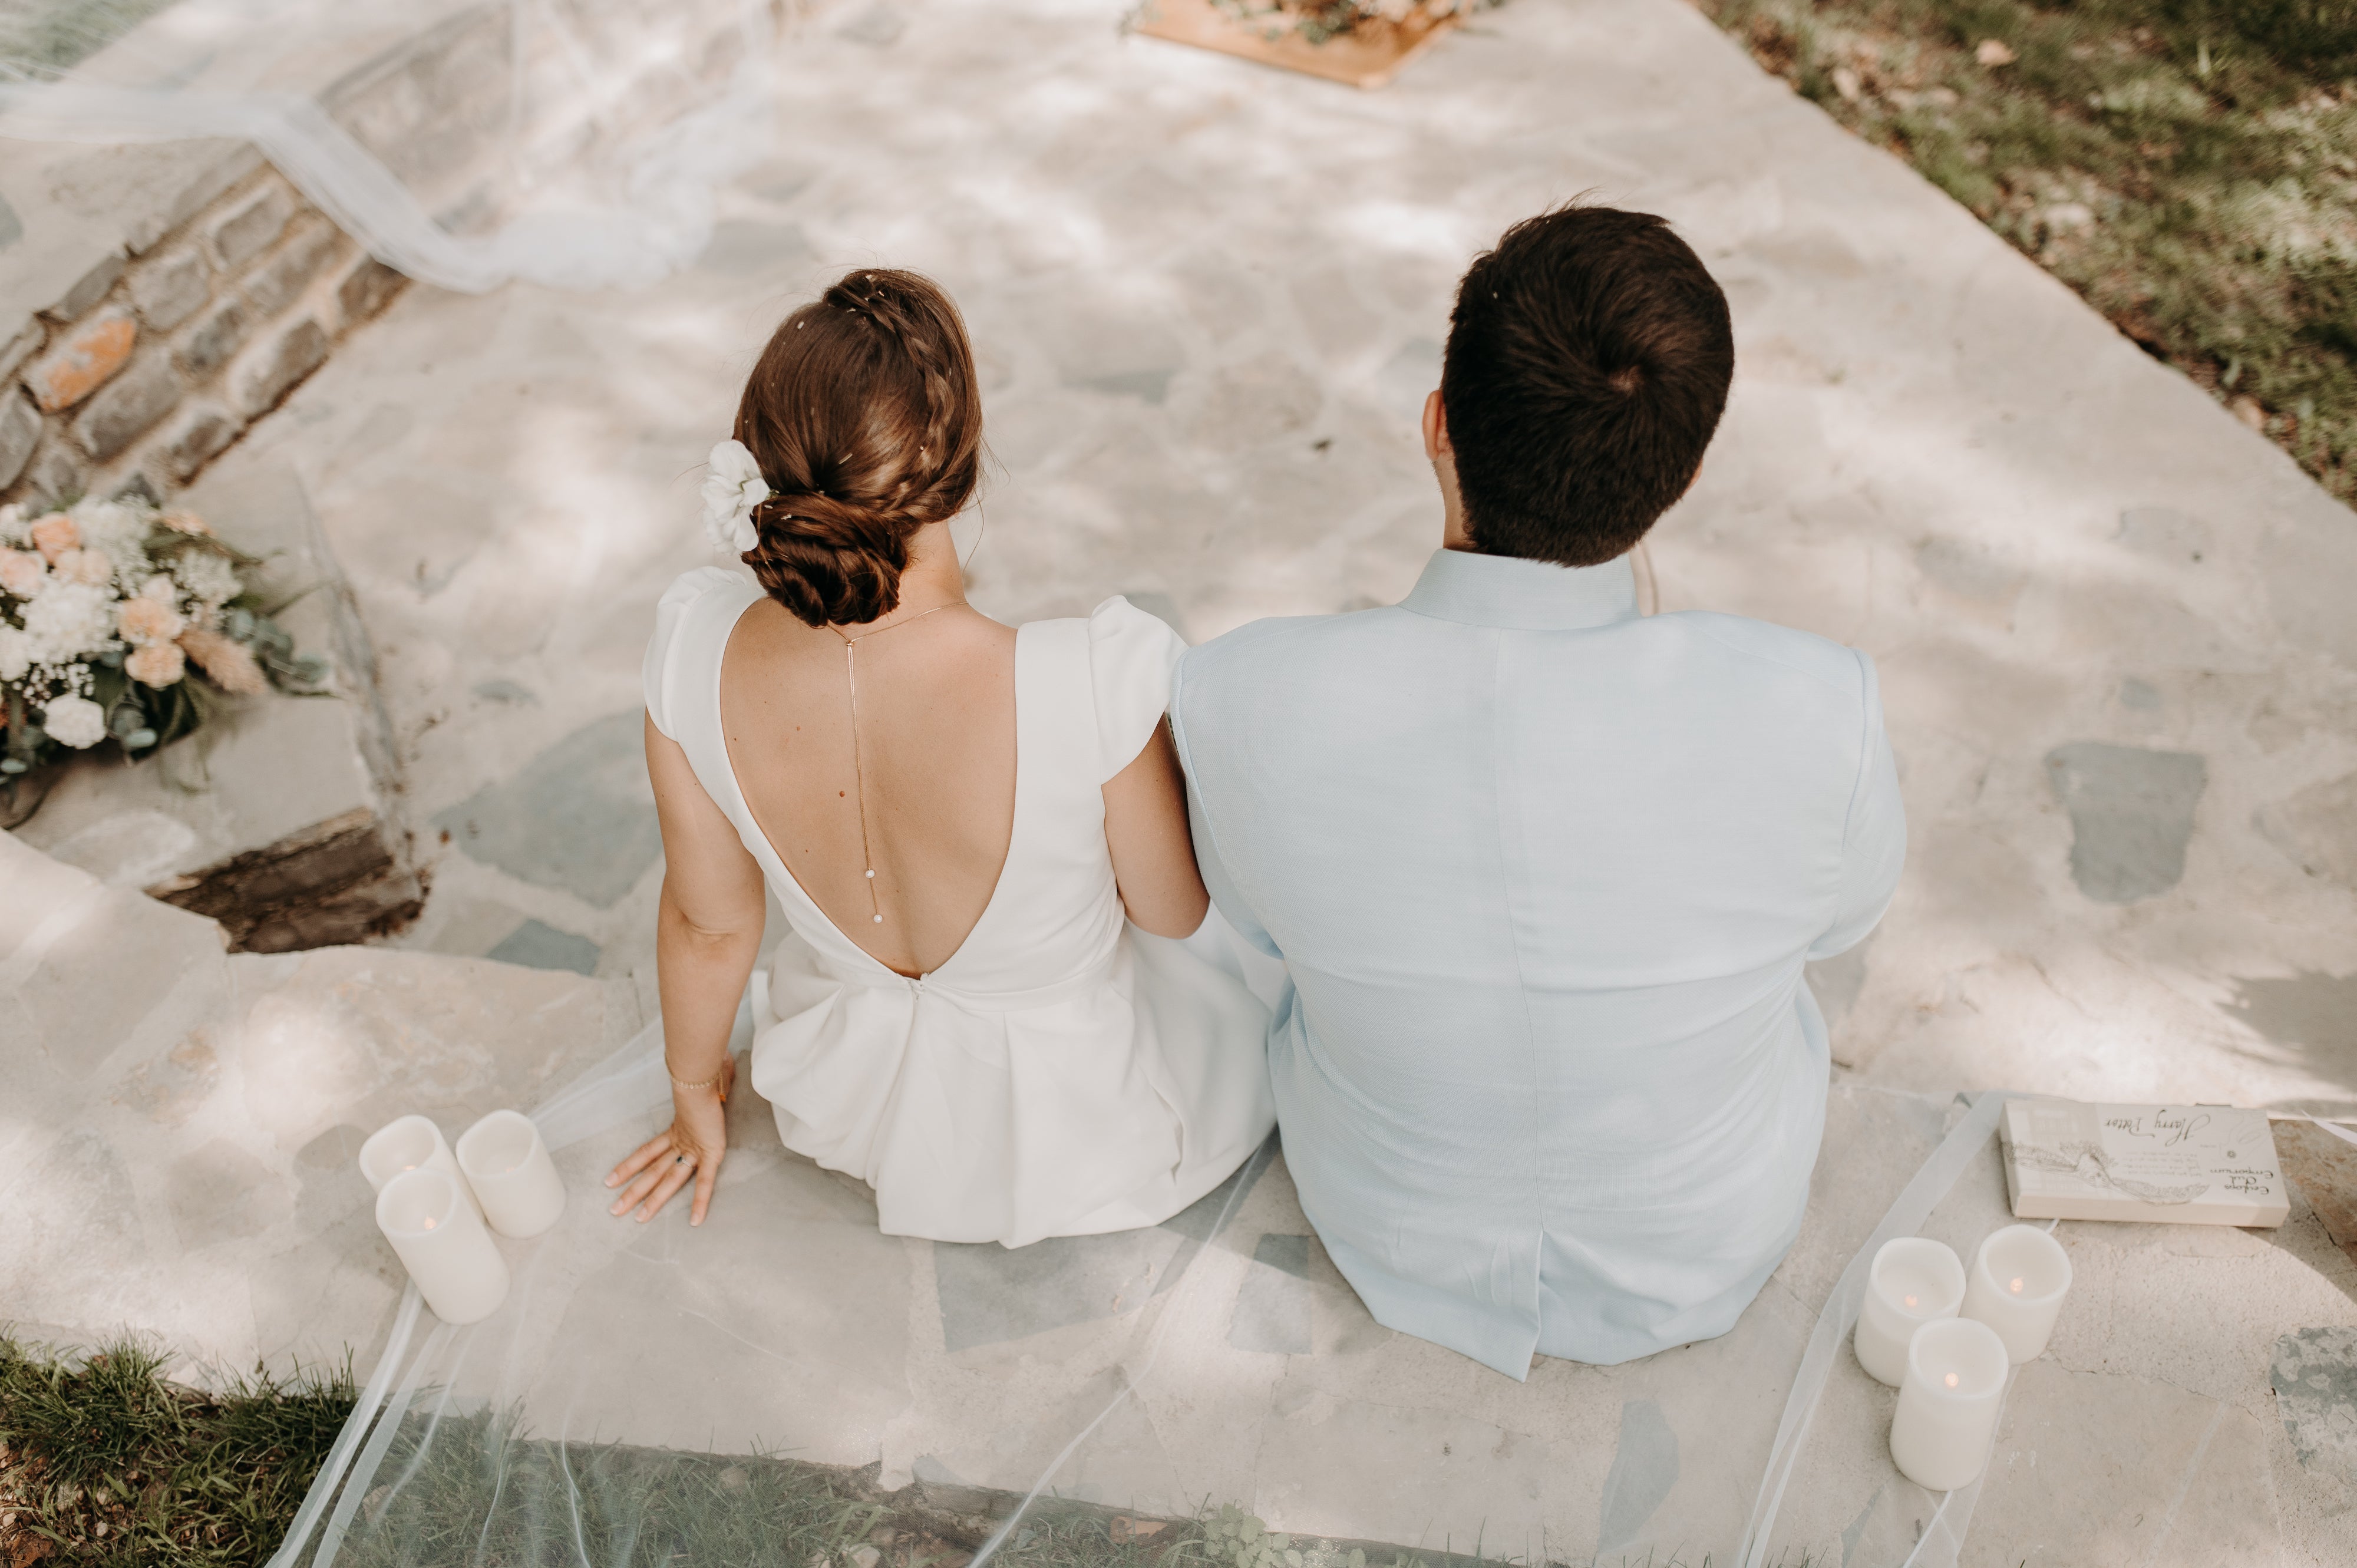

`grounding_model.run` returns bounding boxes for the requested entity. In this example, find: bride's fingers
[636,1157,695,1223]
[609,1158,668,1217]
[605,1132,674,1189]
[689,1156,719,1227]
